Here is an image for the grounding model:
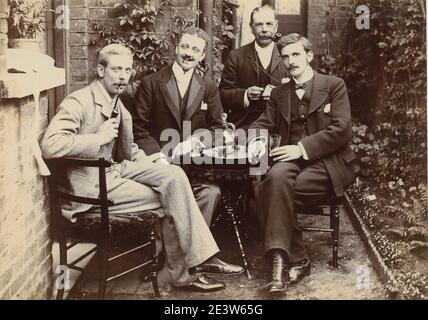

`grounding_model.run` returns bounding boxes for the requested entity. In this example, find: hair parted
[277,33,313,53]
